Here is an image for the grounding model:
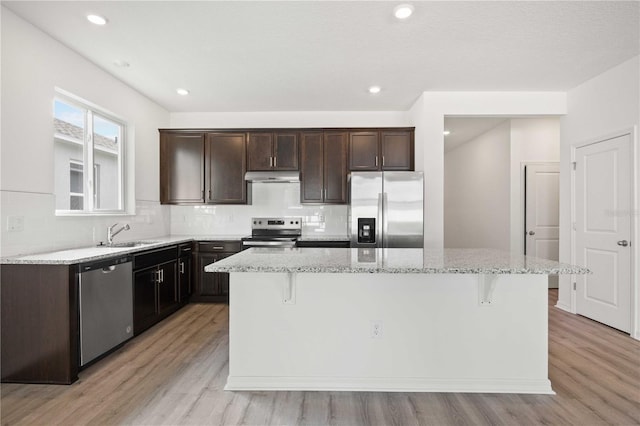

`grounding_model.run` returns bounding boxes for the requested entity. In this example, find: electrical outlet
[7,216,24,232]
[371,321,383,339]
